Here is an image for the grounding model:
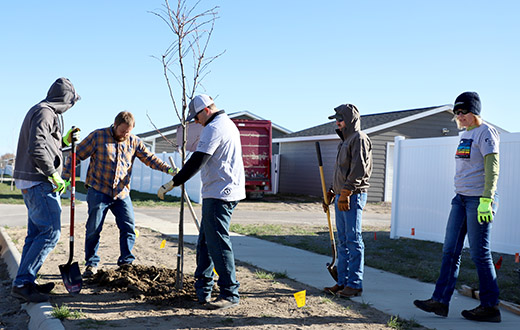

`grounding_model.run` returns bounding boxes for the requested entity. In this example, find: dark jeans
[85,188,136,267]
[14,182,61,286]
[432,194,500,307]
[195,198,240,303]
